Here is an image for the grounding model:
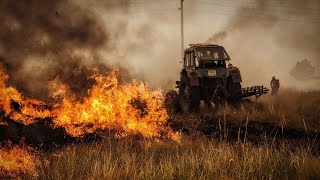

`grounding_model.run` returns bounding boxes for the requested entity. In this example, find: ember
[0,144,39,178]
